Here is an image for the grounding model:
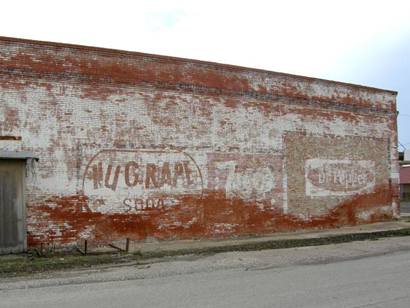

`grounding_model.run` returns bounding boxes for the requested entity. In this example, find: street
[2,236,410,307]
